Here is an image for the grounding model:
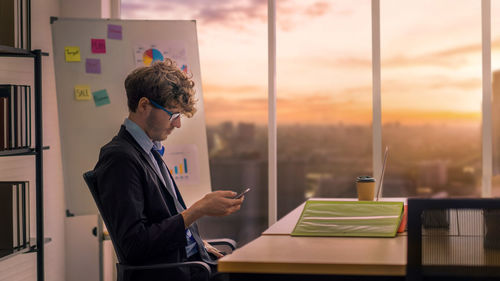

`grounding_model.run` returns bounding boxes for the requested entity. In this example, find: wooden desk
[219,198,407,277]
[218,234,406,276]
